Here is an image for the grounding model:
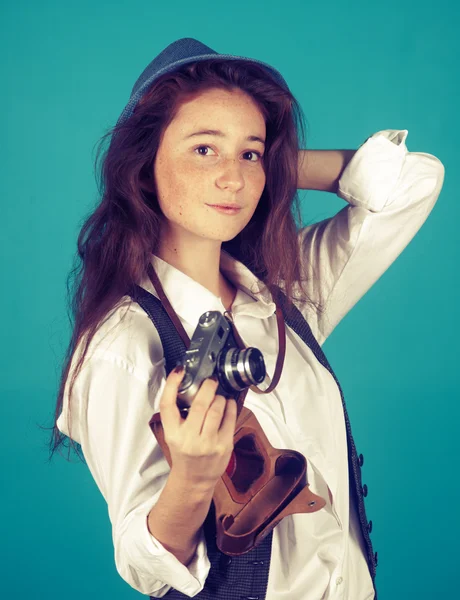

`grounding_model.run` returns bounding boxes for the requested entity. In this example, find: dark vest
[130,284,378,600]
